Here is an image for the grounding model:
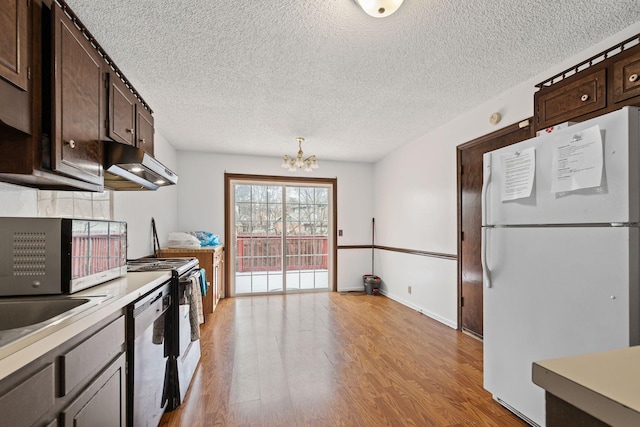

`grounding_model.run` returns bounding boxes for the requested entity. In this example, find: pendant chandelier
[354,0,404,18]
[281,137,319,172]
